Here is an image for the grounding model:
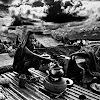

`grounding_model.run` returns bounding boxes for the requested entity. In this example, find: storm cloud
[0,0,20,4]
